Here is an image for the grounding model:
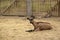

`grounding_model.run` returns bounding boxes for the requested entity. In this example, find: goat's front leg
[34,26,40,31]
